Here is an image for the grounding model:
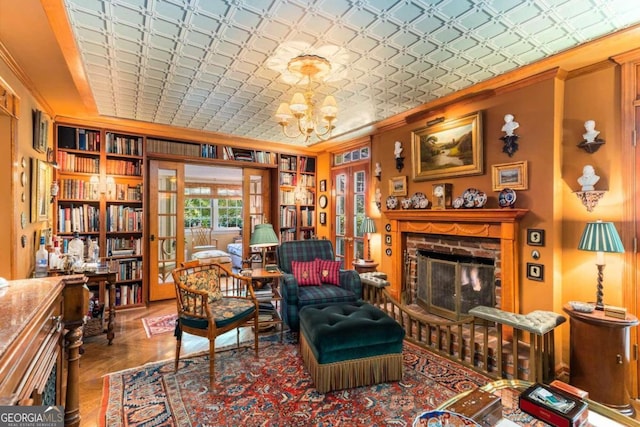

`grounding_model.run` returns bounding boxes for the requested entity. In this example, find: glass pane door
[332,164,368,267]
[149,161,184,301]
